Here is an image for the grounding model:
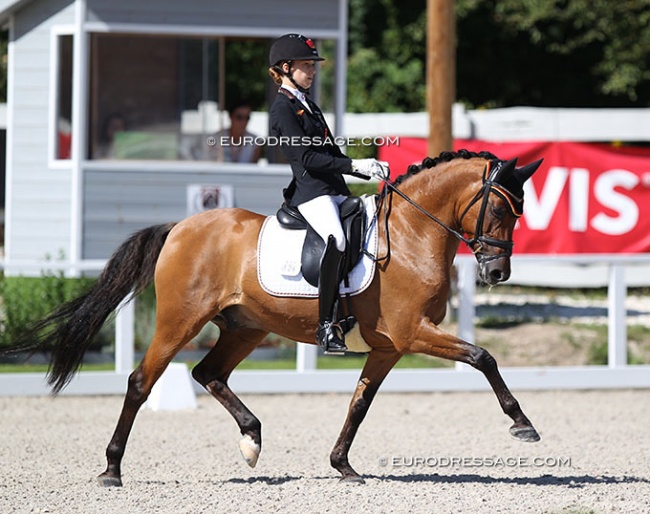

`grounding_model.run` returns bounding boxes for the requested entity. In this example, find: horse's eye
[491,205,506,219]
